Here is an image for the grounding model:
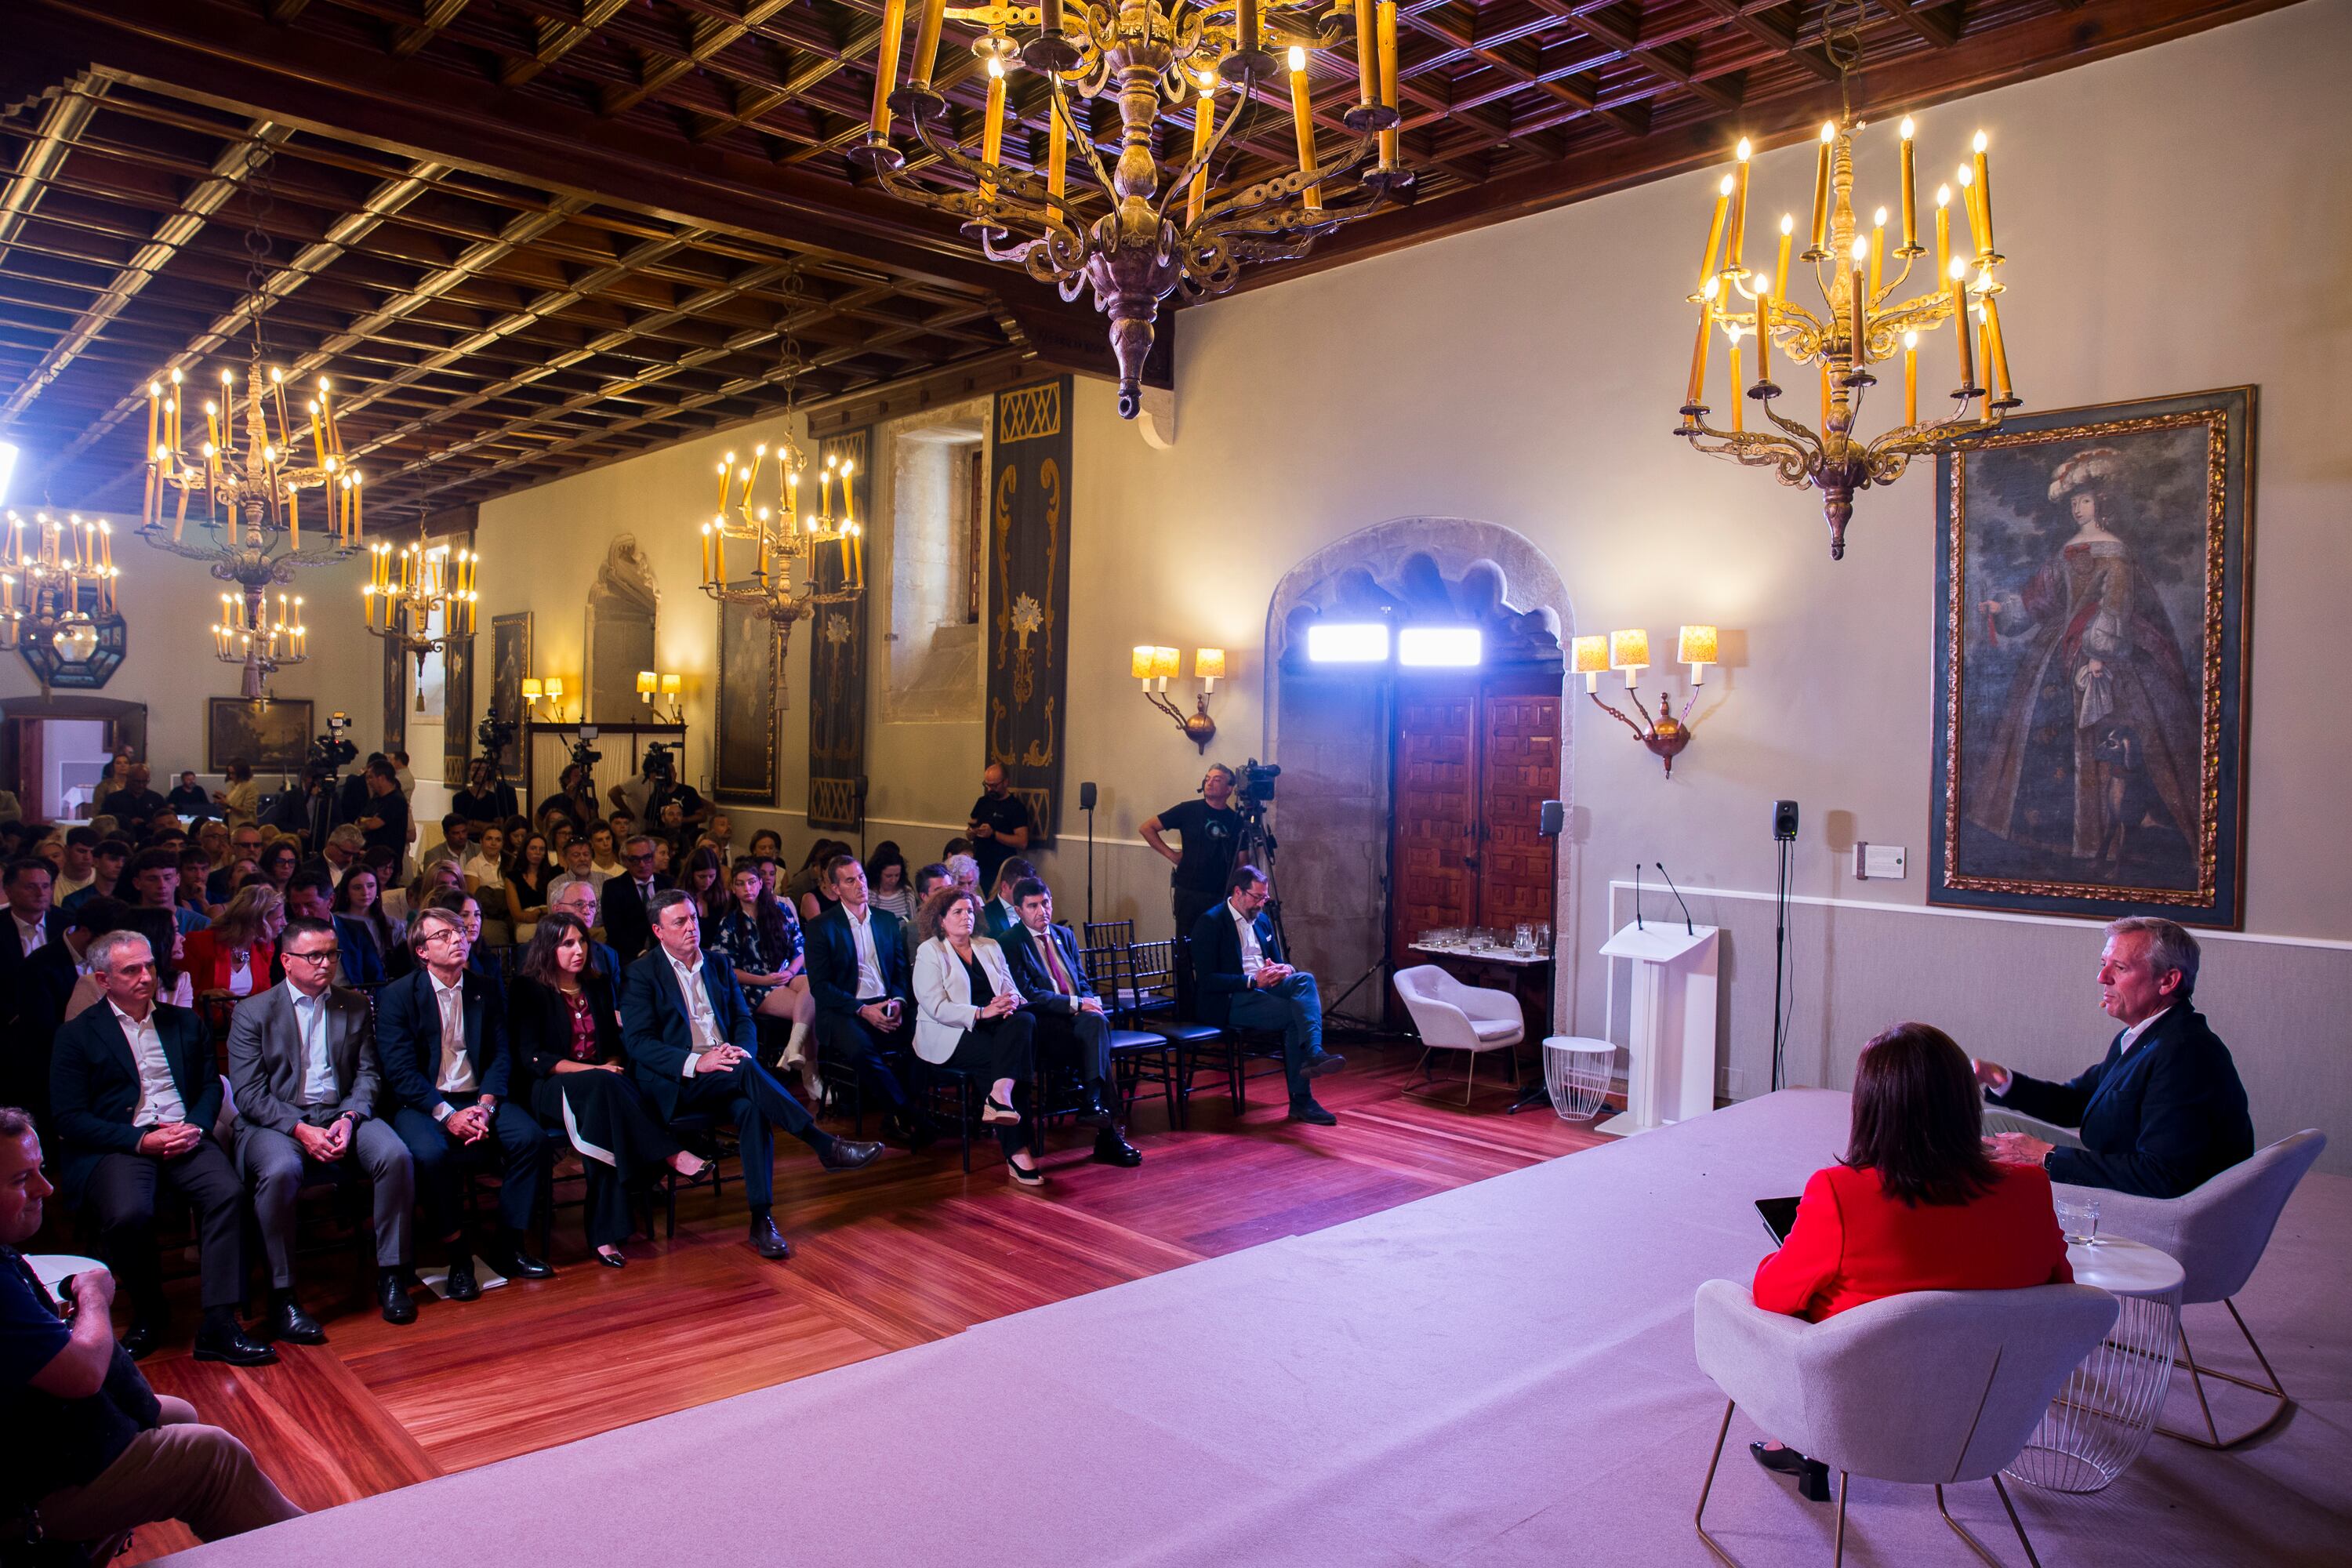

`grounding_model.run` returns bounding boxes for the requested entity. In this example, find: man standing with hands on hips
[1142,764,1244,949]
